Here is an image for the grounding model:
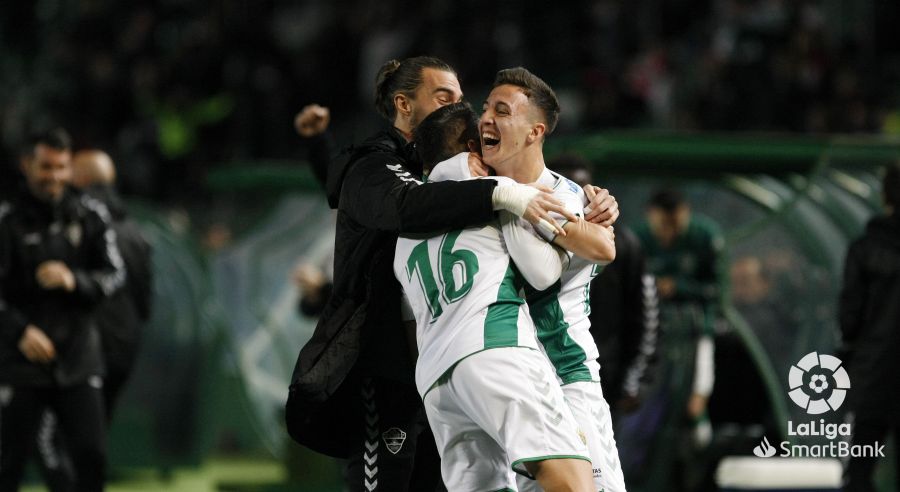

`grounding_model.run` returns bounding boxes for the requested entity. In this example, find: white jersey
[527,168,603,384]
[395,162,561,396]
